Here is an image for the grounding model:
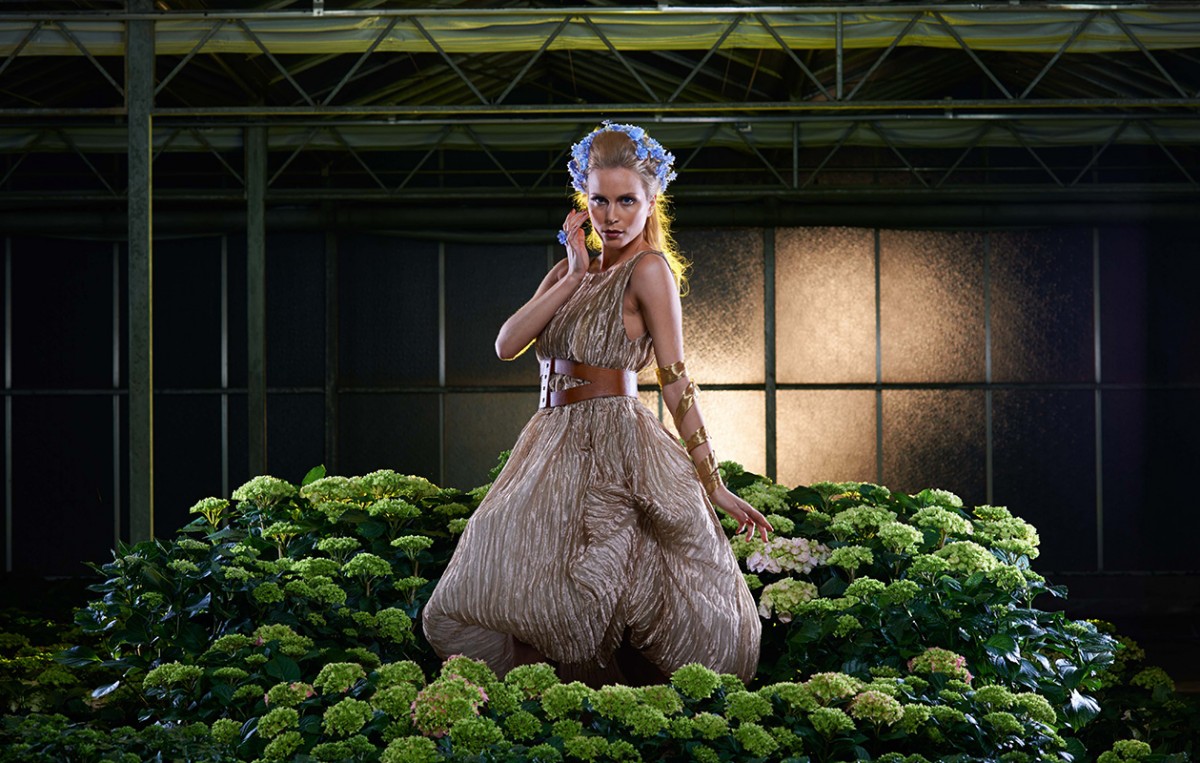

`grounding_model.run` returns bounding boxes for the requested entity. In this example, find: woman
[422,123,771,686]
